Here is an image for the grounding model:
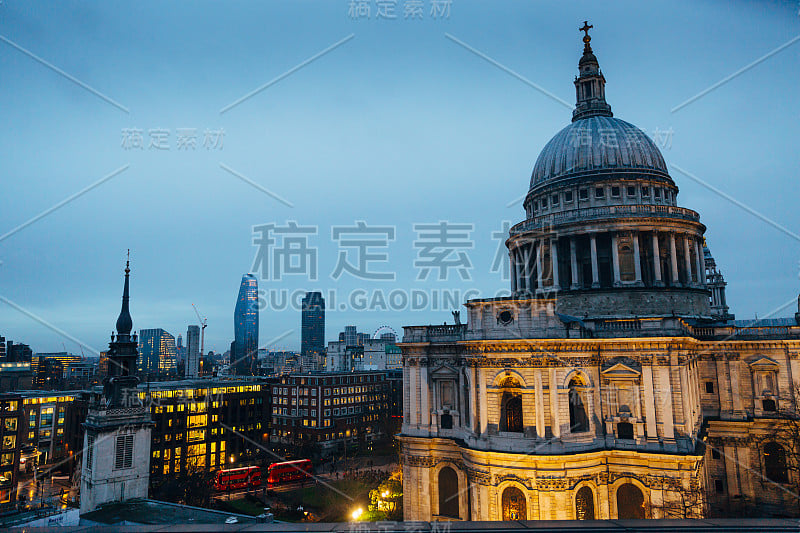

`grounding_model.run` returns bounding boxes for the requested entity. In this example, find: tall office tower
[175,334,185,364]
[186,325,200,378]
[301,292,325,369]
[343,325,358,346]
[233,273,259,375]
[0,336,5,361]
[138,328,177,376]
